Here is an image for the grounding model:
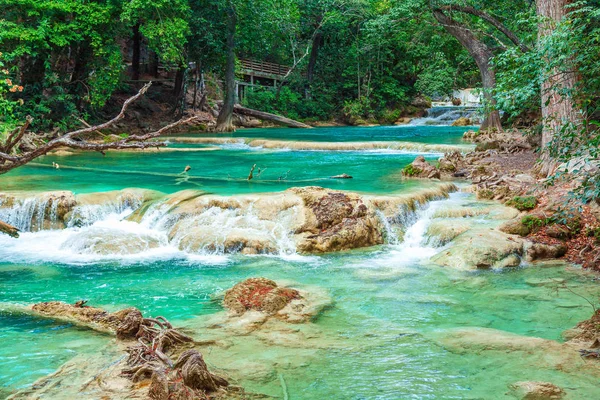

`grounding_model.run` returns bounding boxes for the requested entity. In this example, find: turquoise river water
[0,125,599,399]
